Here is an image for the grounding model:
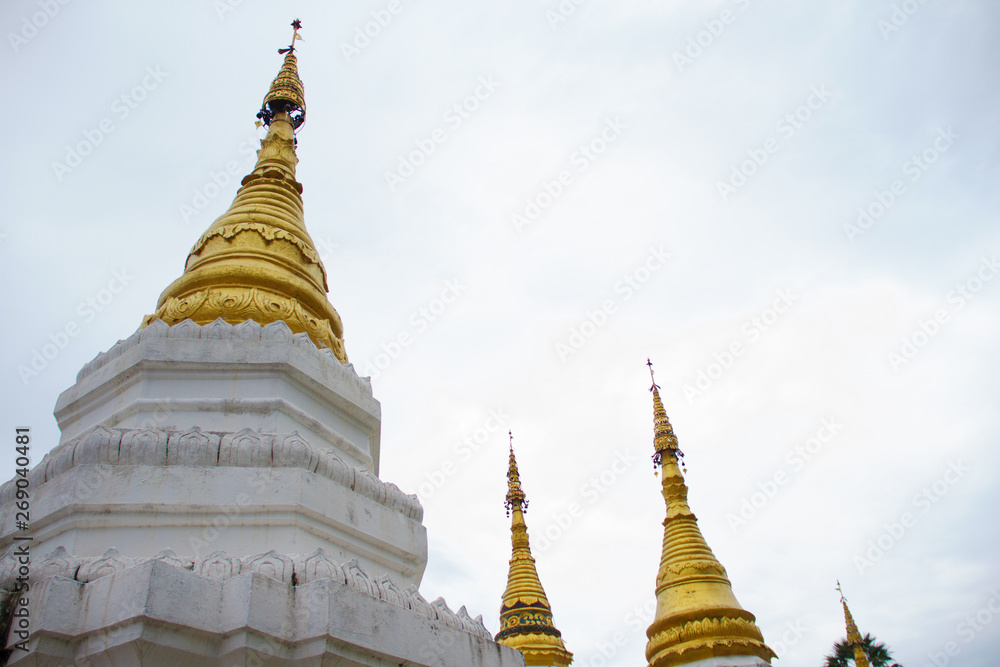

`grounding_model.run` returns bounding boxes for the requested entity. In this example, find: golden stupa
[644,361,776,667]
[495,433,574,666]
[142,21,347,361]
